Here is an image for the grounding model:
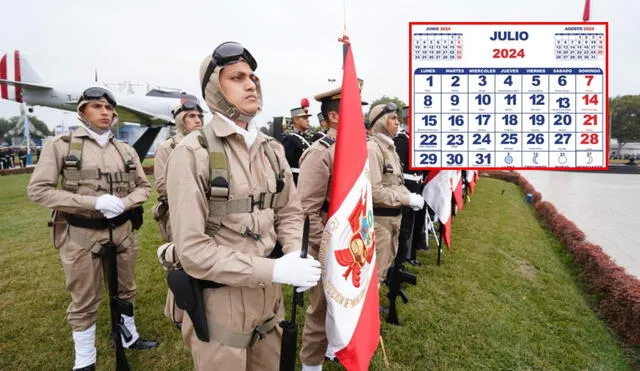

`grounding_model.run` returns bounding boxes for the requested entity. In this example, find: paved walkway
[518,171,640,278]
